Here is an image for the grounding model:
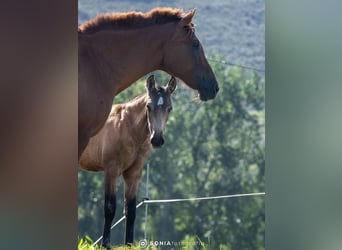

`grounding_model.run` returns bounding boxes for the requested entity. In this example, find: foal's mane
[78,7,185,34]
[126,93,148,106]
[125,85,166,105]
